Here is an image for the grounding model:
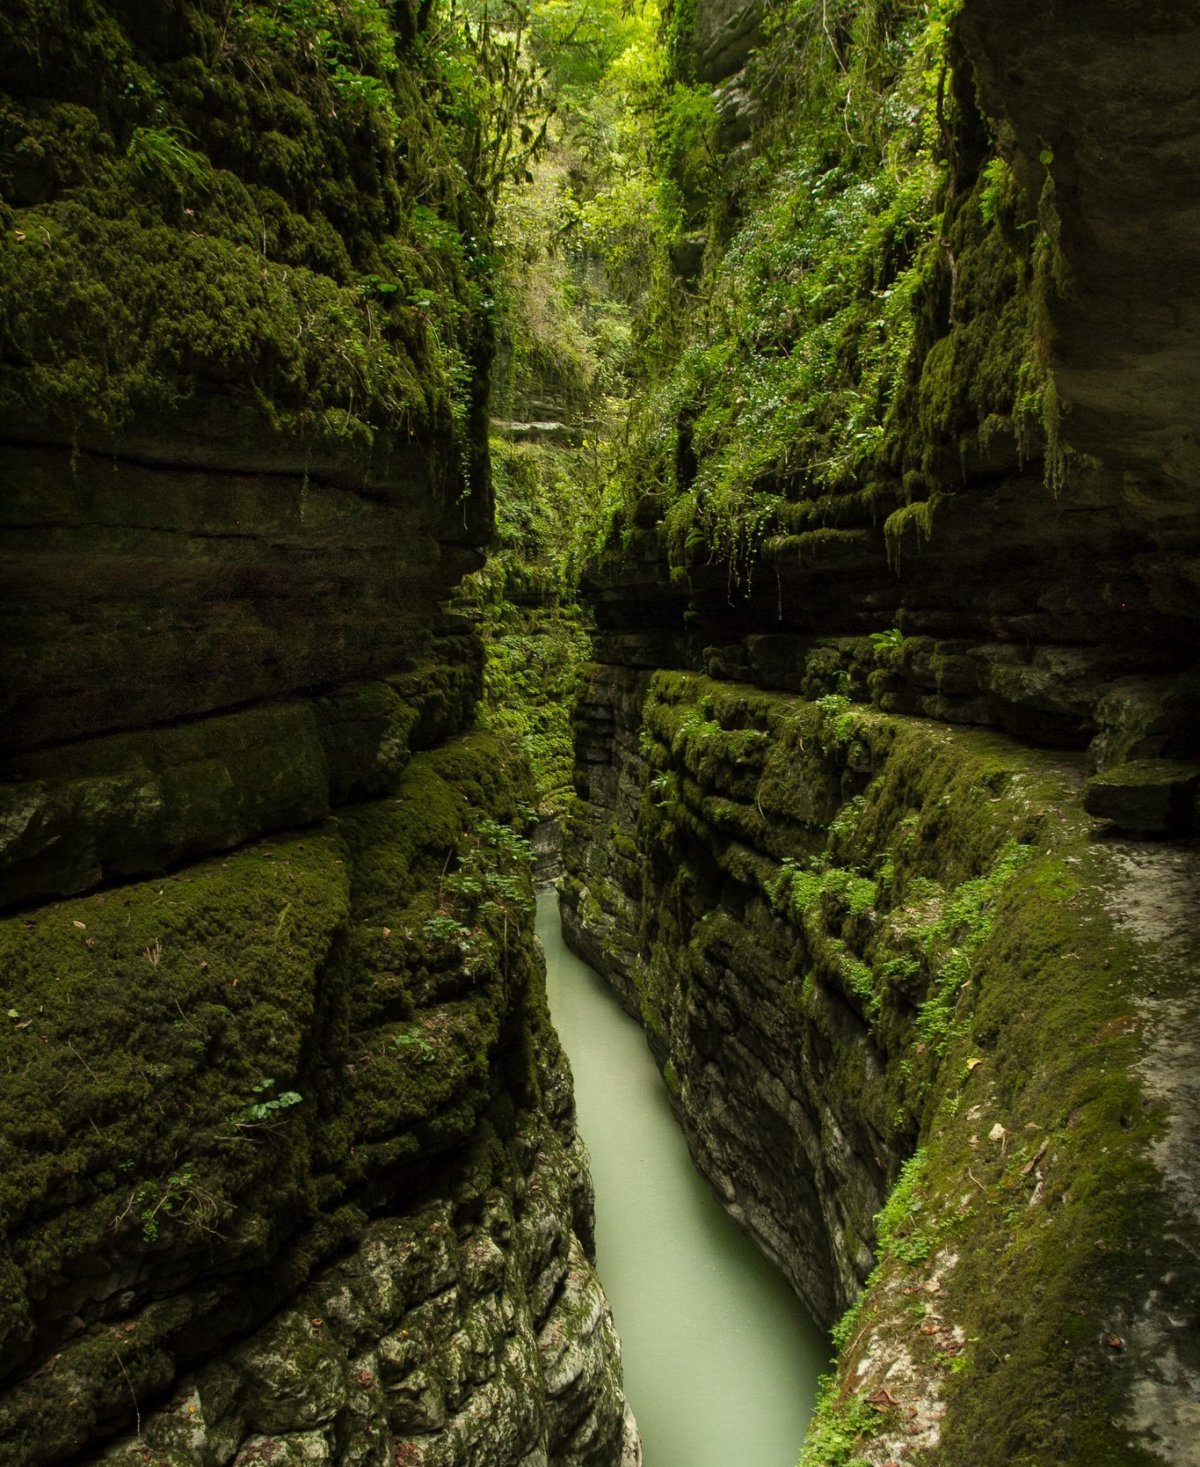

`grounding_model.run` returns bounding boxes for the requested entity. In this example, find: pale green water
[538,888,828,1467]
